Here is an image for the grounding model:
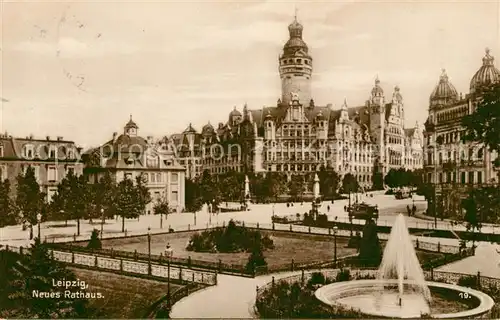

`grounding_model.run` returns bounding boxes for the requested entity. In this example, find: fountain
[315,214,495,318]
